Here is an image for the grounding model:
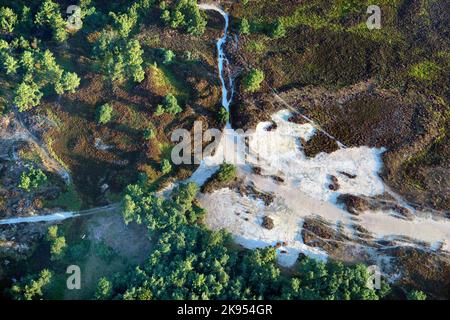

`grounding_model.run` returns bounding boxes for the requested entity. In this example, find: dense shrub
[96,103,113,124]
[18,167,47,191]
[243,69,264,92]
